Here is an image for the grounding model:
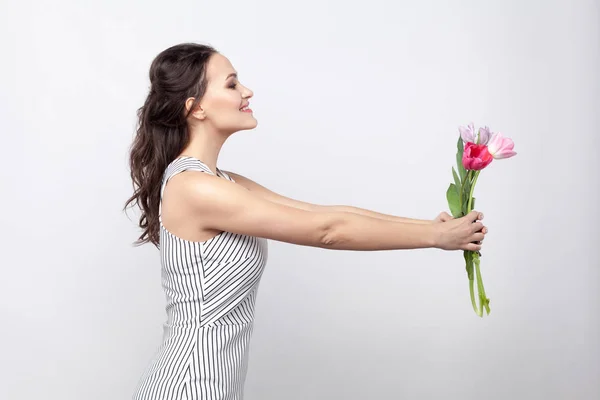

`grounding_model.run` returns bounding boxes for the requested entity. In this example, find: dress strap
[159,156,215,220]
